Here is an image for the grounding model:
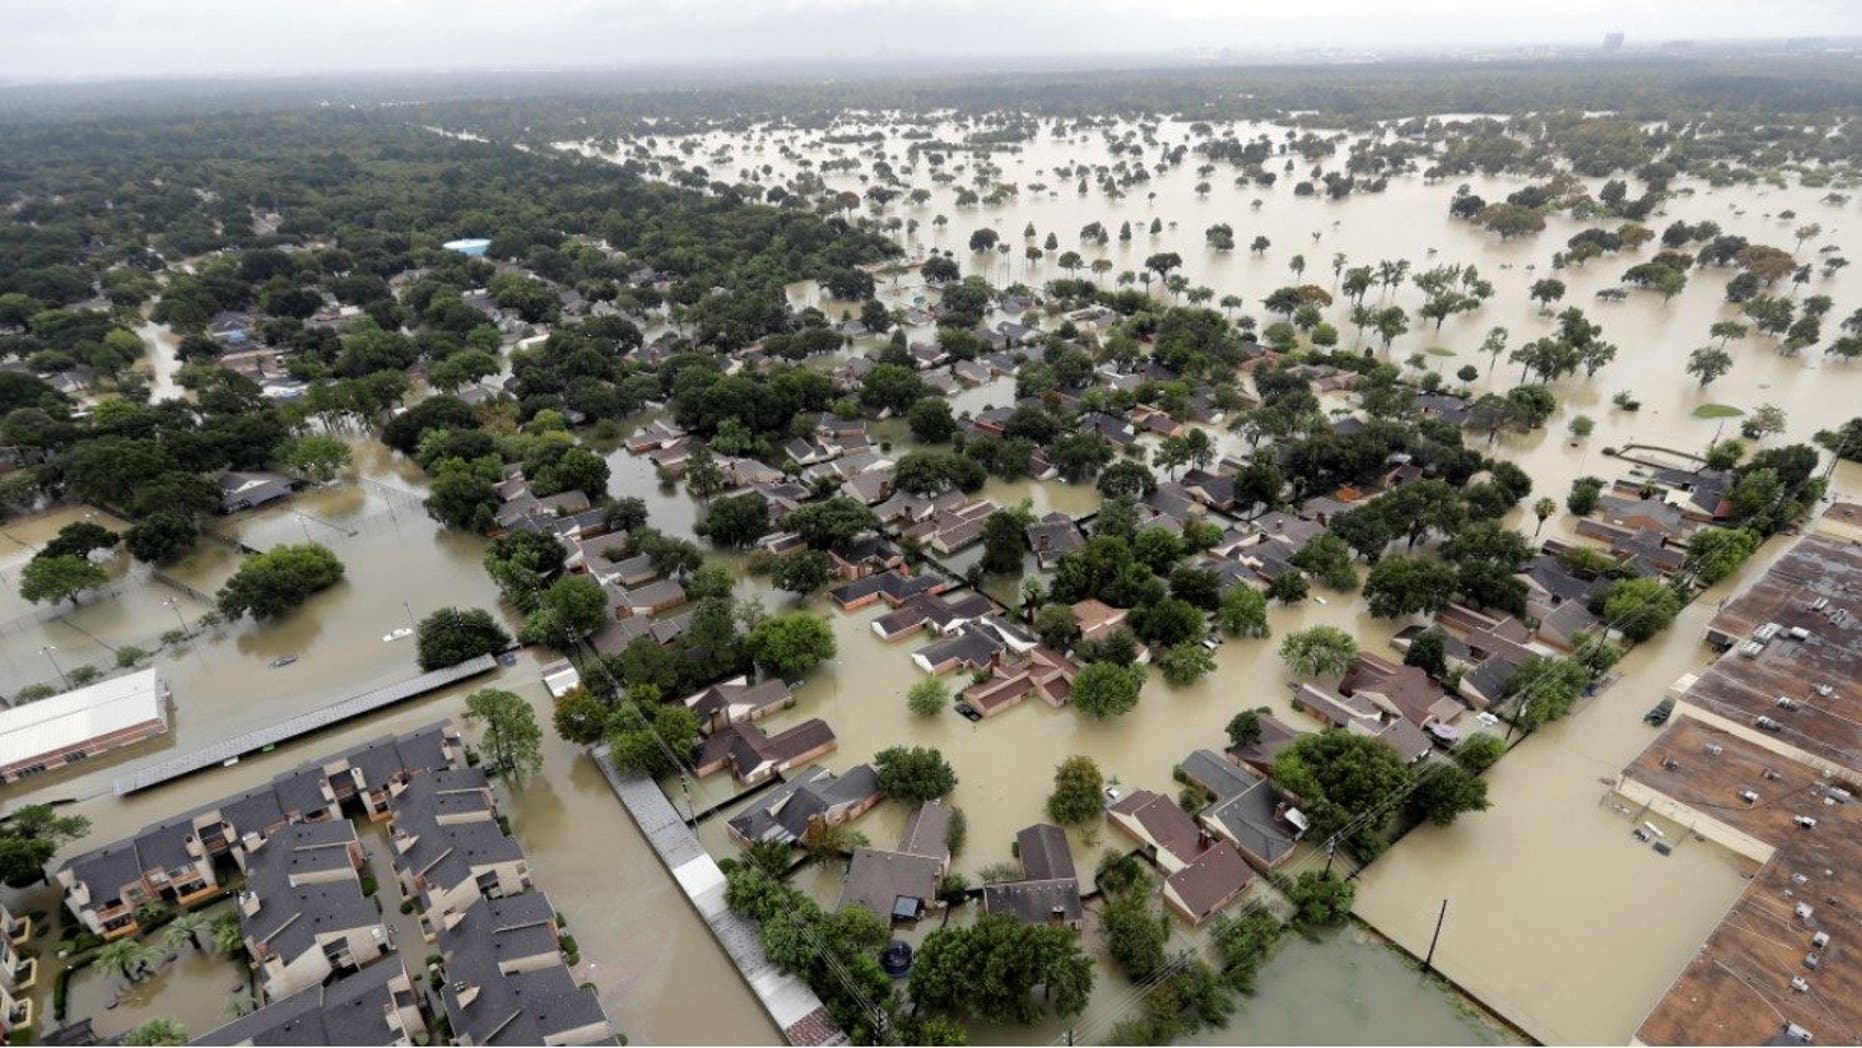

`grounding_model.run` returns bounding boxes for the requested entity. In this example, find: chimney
[1049,906,1067,928]
[453,981,480,1009]
[238,890,260,918]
